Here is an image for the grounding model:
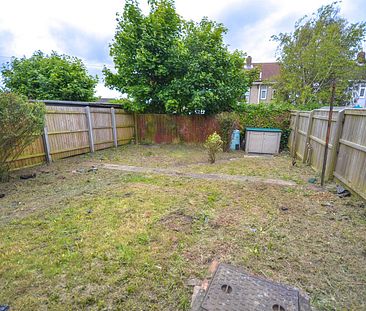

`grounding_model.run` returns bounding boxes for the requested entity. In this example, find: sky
[0,0,365,98]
